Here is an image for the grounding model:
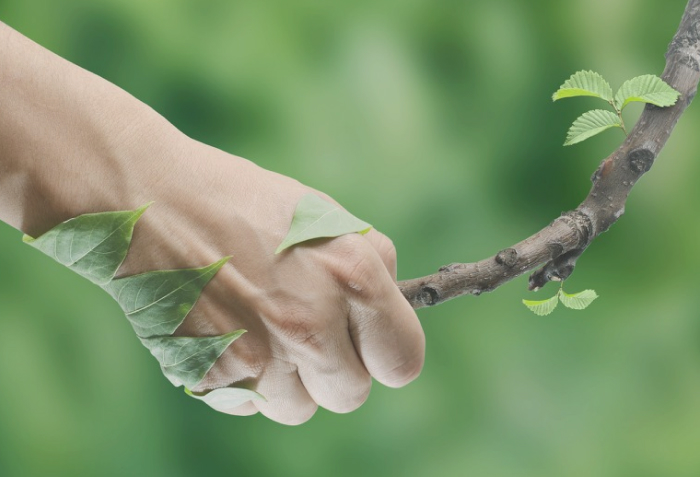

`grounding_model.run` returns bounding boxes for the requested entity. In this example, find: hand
[0,21,425,425]
[116,136,425,424]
